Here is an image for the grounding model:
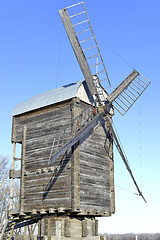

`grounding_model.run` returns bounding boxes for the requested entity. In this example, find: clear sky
[0,0,159,234]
